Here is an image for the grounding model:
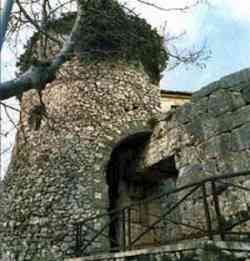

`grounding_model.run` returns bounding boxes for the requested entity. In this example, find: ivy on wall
[17,0,168,84]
